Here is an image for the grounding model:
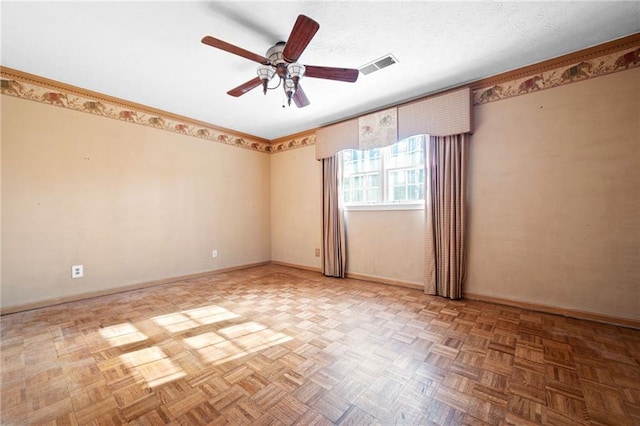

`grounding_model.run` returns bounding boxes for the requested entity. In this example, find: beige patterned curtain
[322,155,346,277]
[425,134,468,299]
